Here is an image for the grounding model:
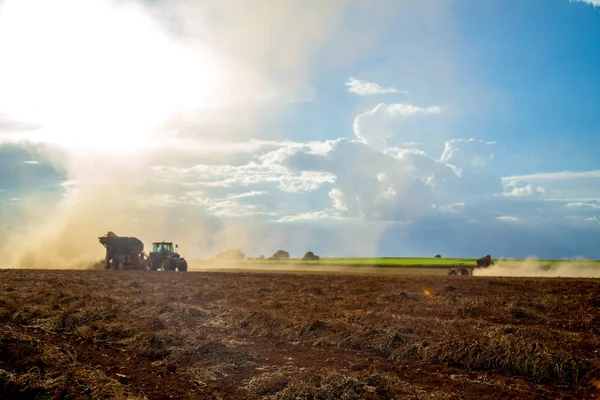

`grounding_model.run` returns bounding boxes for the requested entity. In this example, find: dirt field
[190,263,452,276]
[1,270,599,399]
